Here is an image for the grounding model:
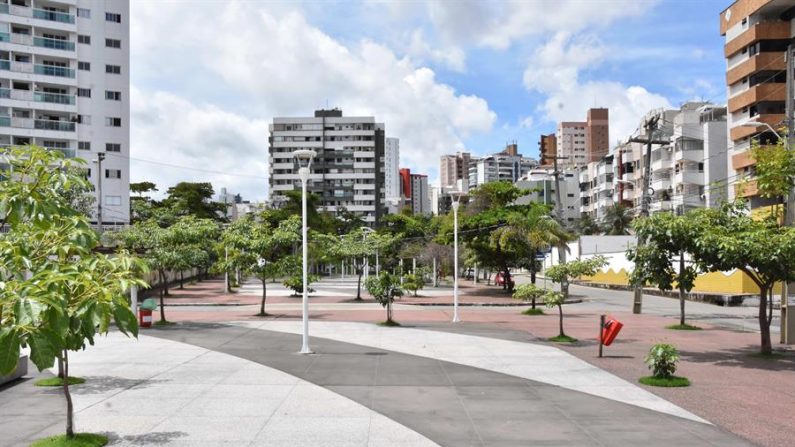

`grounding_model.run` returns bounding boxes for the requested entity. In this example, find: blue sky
[129,0,730,200]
